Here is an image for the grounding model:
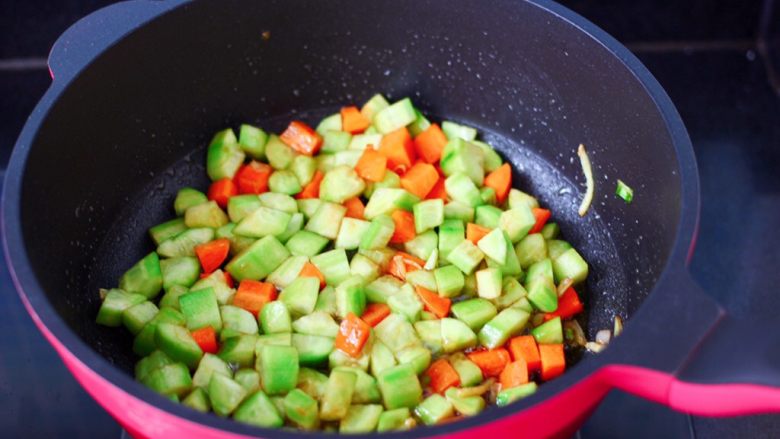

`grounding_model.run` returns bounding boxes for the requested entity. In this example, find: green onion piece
[615,179,634,203]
